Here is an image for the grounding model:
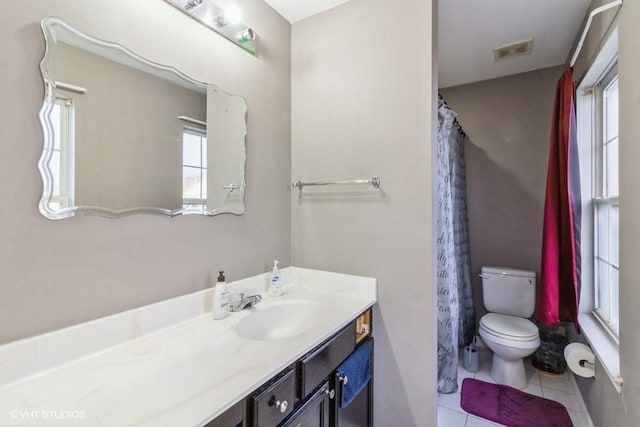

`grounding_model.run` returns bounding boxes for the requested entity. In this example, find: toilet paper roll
[564,343,596,377]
